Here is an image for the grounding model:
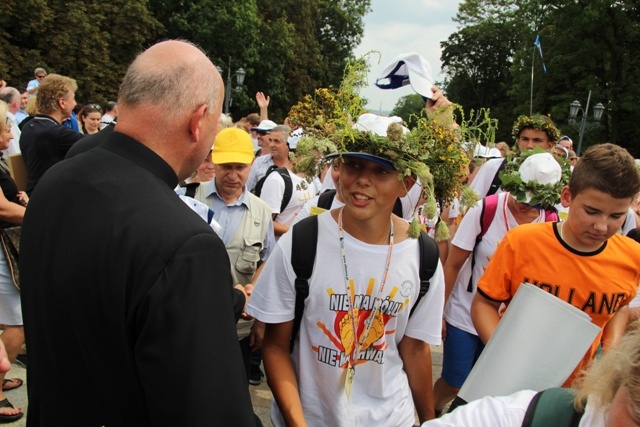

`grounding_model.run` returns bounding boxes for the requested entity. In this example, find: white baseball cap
[250,120,277,132]
[375,52,434,99]
[518,152,562,204]
[352,113,409,137]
